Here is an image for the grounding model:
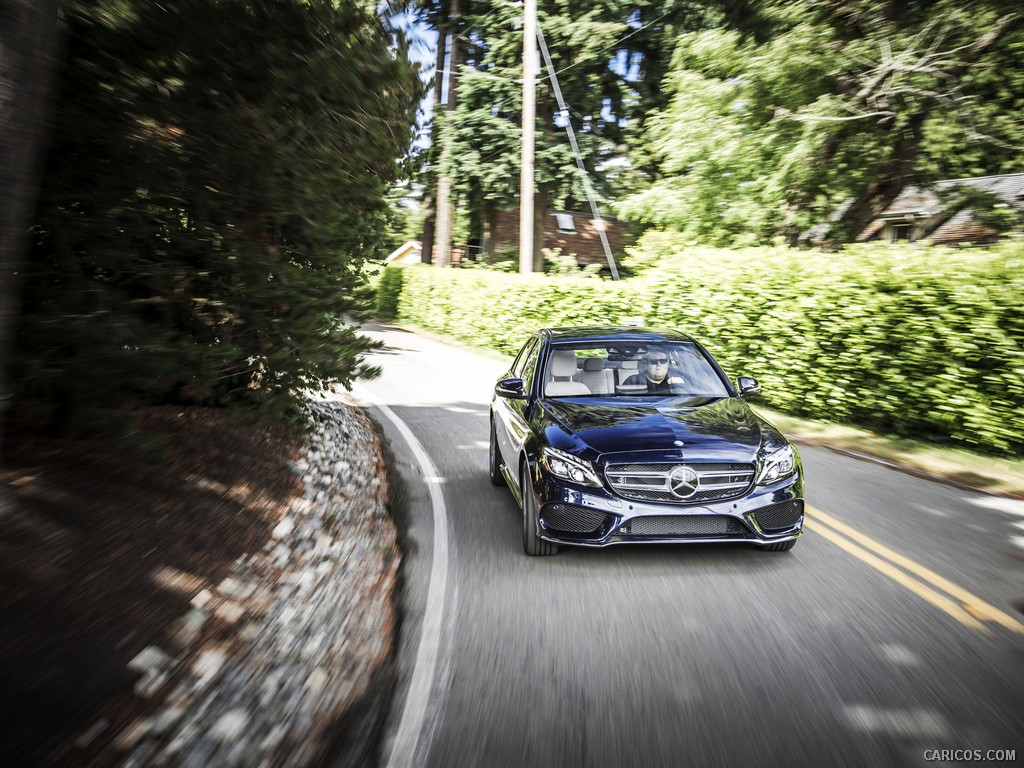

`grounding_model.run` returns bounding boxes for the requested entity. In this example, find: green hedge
[378,237,1024,455]
[375,265,404,320]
